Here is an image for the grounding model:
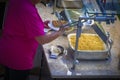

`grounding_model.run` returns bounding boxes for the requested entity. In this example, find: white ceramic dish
[44,28,51,33]
[48,21,75,33]
[48,21,59,31]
